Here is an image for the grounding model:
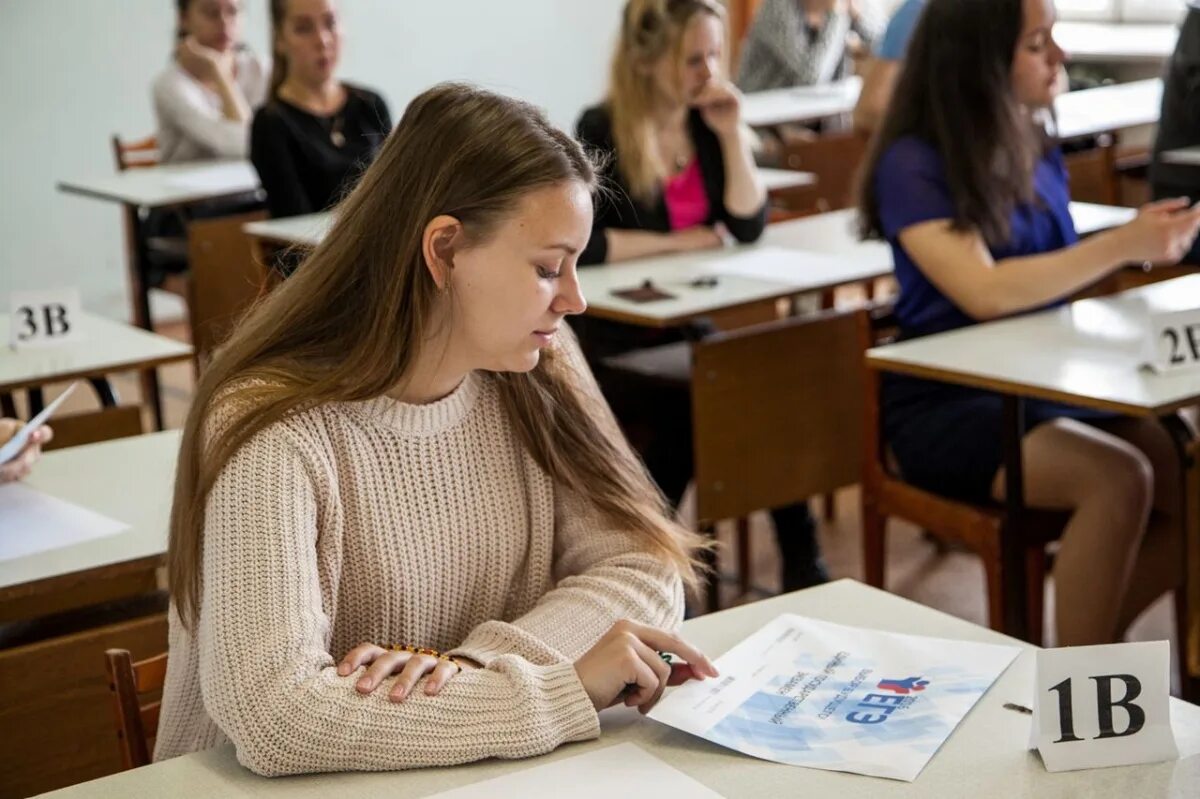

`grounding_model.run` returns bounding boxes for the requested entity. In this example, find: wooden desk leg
[124,205,166,430]
[1161,414,1200,701]
[1001,395,1032,642]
